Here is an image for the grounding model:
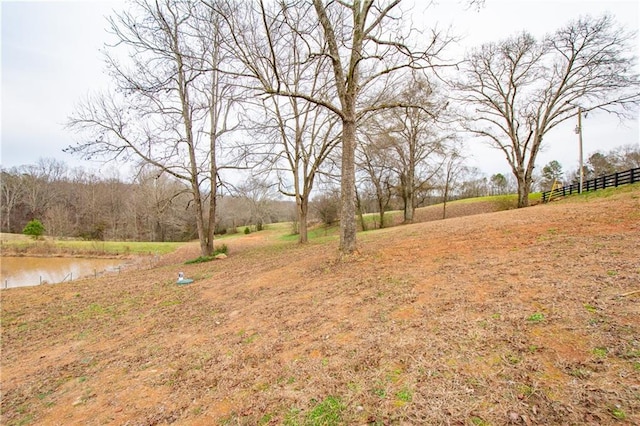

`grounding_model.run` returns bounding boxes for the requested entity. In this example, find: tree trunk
[298,196,309,244]
[312,0,364,255]
[442,185,449,220]
[355,187,367,232]
[374,182,386,229]
[404,190,414,223]
[516,175,530,208]
[191,182,210,257]
[340,118,357,253]
[206,195,215,255]
[205,29,222,257]
[154,220,162,242]
[403,184,415,223]
[443,165,452,219]
[206,122,218,256]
